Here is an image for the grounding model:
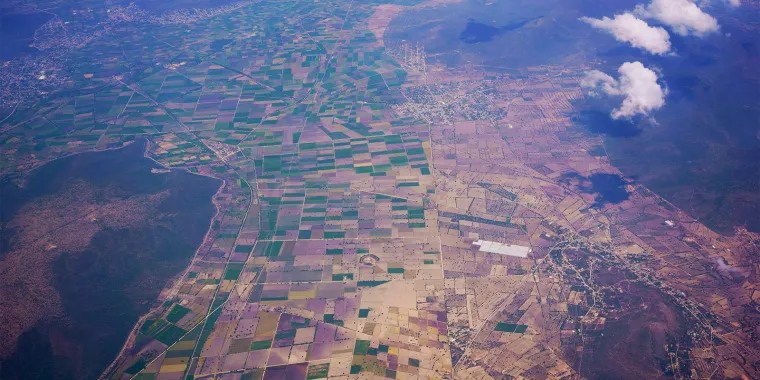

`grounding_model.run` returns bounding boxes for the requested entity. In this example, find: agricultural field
[2,0,760,379]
